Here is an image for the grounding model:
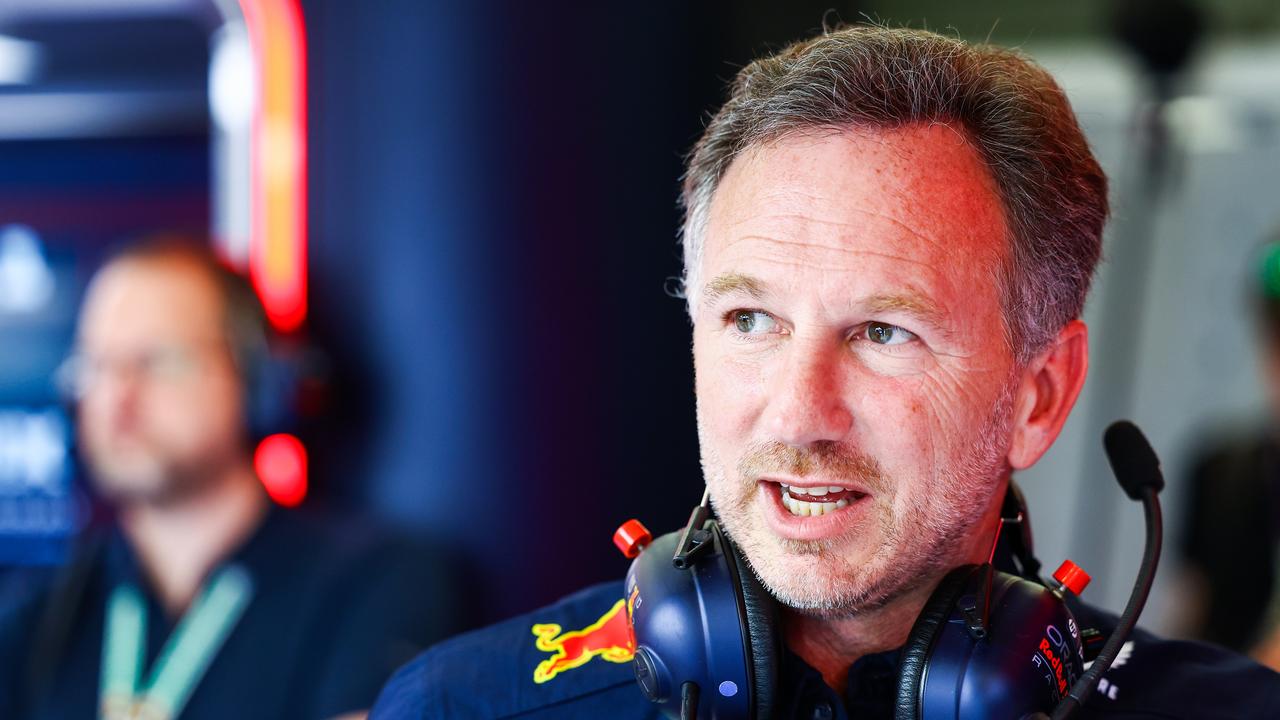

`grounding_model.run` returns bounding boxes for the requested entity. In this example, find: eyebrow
[863,292,946,330]
[700,274,950,335]
[701,272,767,306]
